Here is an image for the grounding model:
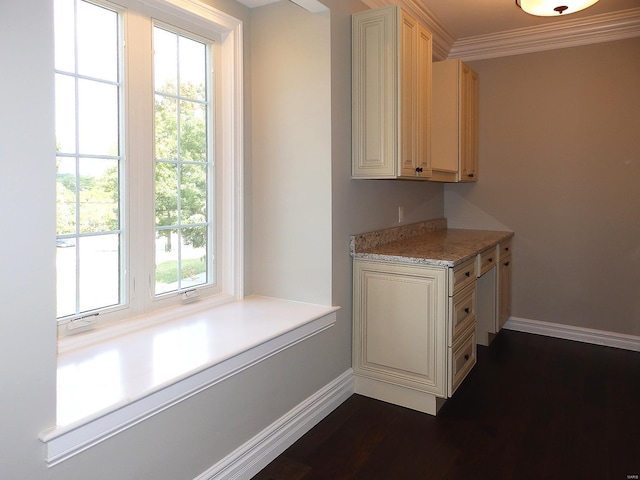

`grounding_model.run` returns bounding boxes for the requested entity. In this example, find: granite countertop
[350,218,513,267]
